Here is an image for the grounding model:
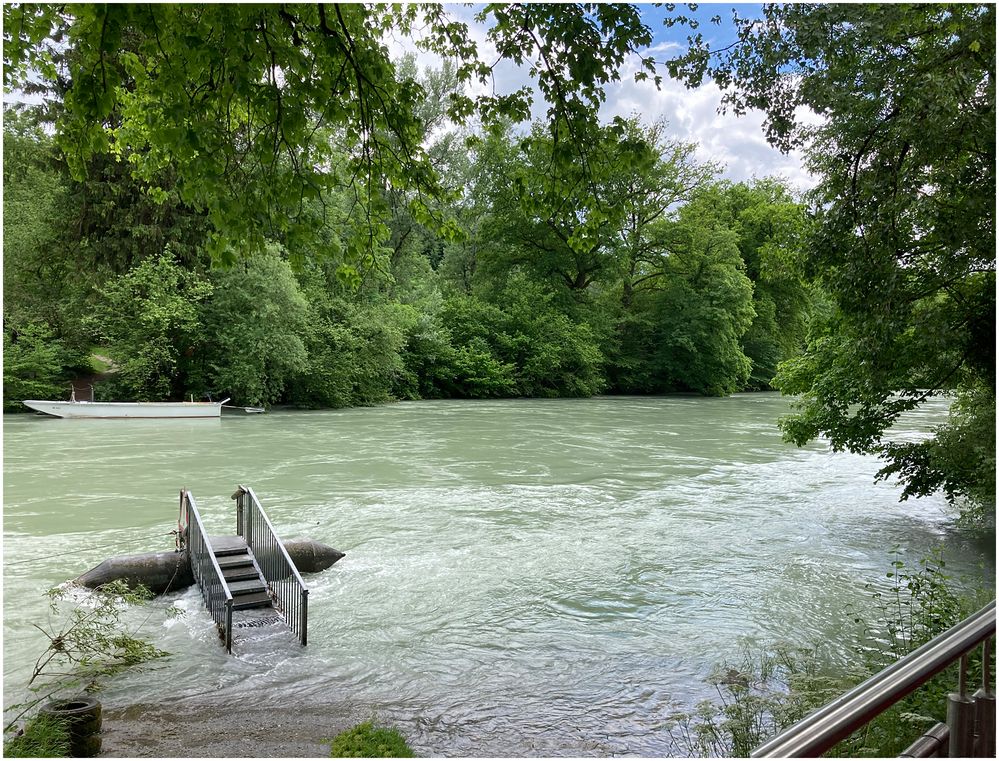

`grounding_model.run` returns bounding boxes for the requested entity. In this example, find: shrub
[664,549,994,757]
[328,721,415,758]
